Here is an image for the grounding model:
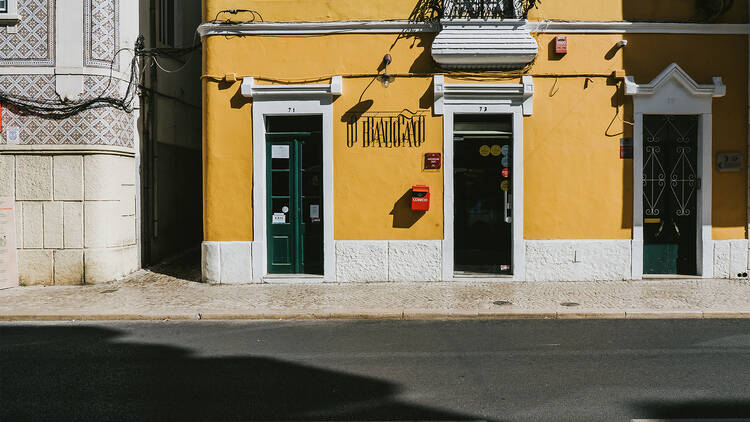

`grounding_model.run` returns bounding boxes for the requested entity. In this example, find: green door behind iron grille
[266,133,323,274]
[643,115,699,275]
